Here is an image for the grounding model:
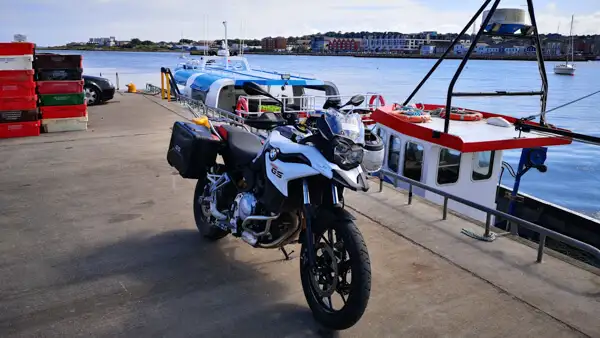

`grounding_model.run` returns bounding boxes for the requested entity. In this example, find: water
[47,50,600,218]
